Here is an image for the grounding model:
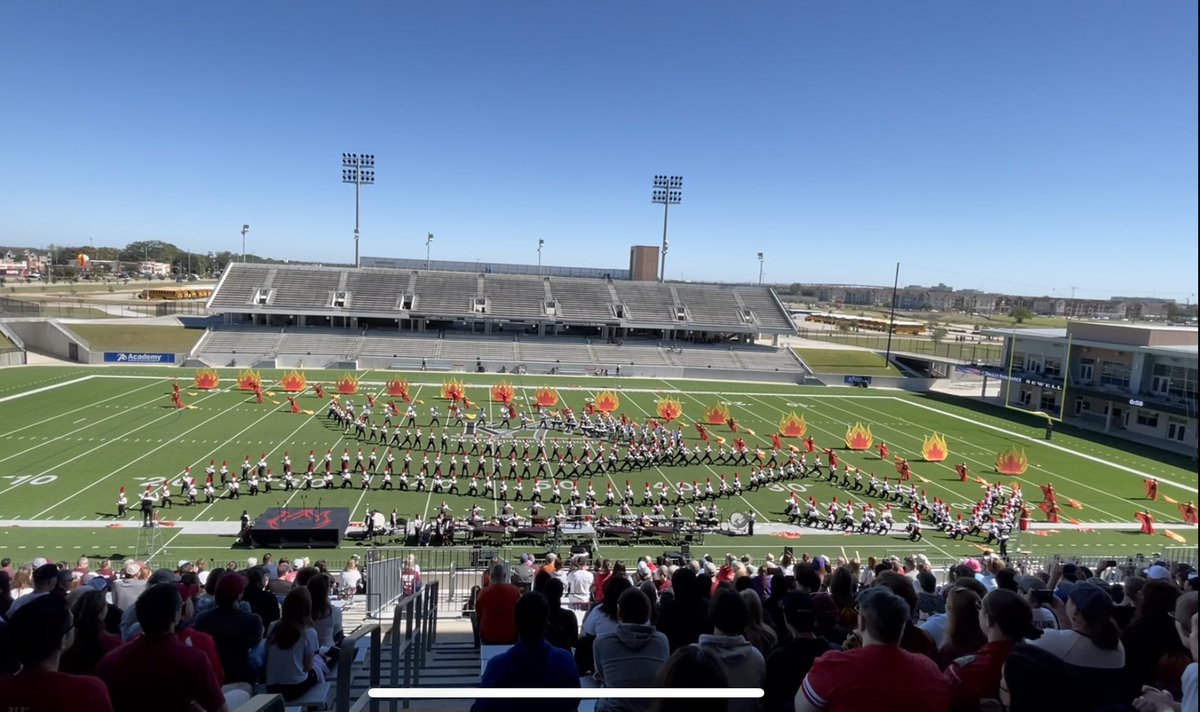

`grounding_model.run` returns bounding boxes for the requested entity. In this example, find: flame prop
[994,446,1029,475]
[534,387,560,407]
[921,433,949,462]
[385,379,409,398]
[656,397,683,423]
[594,390,620,413]
[491,381,516,404]
[705,402,732,426]
[779,412,807,438]
[335,373,359,395]
[441,378,465,402]
[193,368,220,390]
[236,369,262,391]
[280,370,307,393]
[844,422,874,450]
